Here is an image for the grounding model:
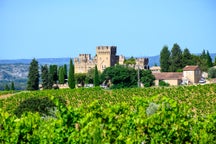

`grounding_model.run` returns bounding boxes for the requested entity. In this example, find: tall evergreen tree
[49,65,58,84]
[182,48,193,67]
[41,65,53,89]
[27,58,39,90]
[4,84,10,91]
[63,64,67,83]
[11,81,15,90]
[160,46,170,72]
[199,50,211,71]
[206,50,213,68]
[169,43,182,72]
[68,59,75,89]
[58,66,65,84]
[94,65,100,87]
